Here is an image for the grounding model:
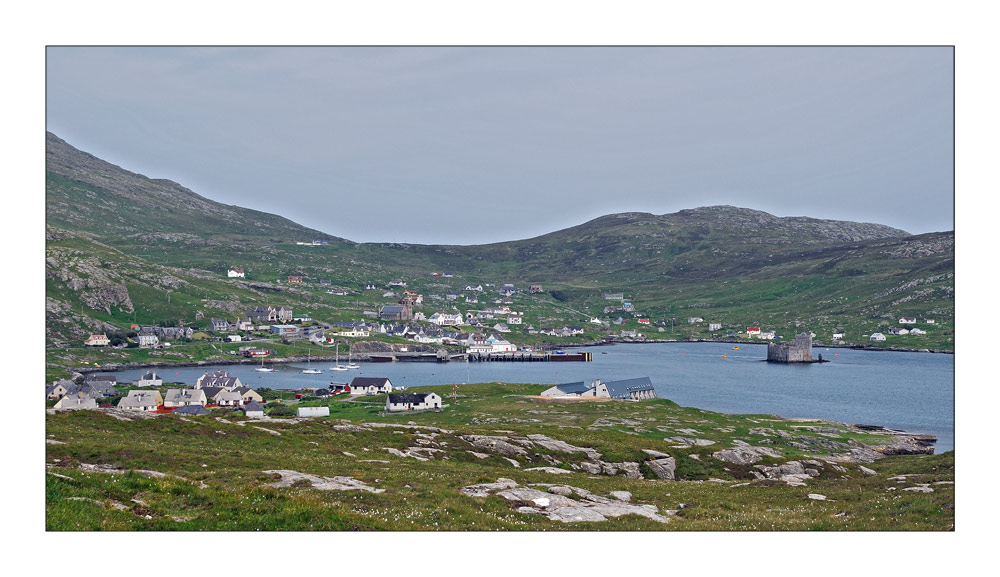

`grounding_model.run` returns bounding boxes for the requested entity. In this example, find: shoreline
[66,337,953,374]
